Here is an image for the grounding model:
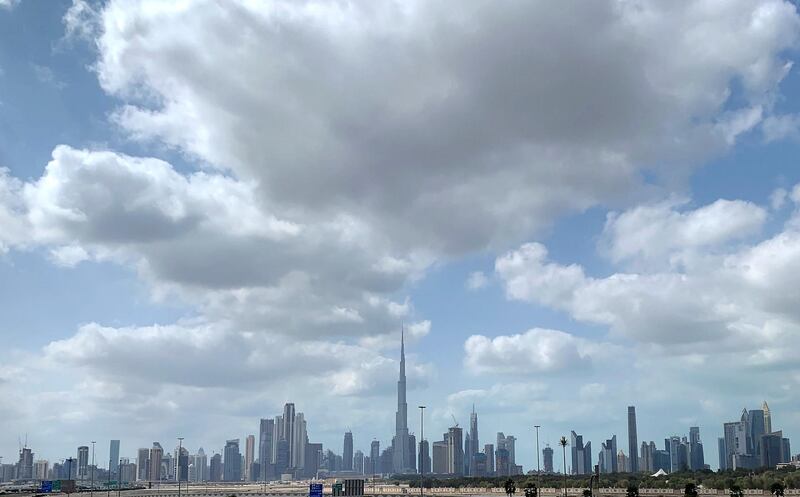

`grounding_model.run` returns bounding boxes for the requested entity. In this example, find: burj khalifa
[392,327,414,473]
